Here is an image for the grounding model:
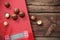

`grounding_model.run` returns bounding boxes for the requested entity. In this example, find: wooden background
[26,0,60,40]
